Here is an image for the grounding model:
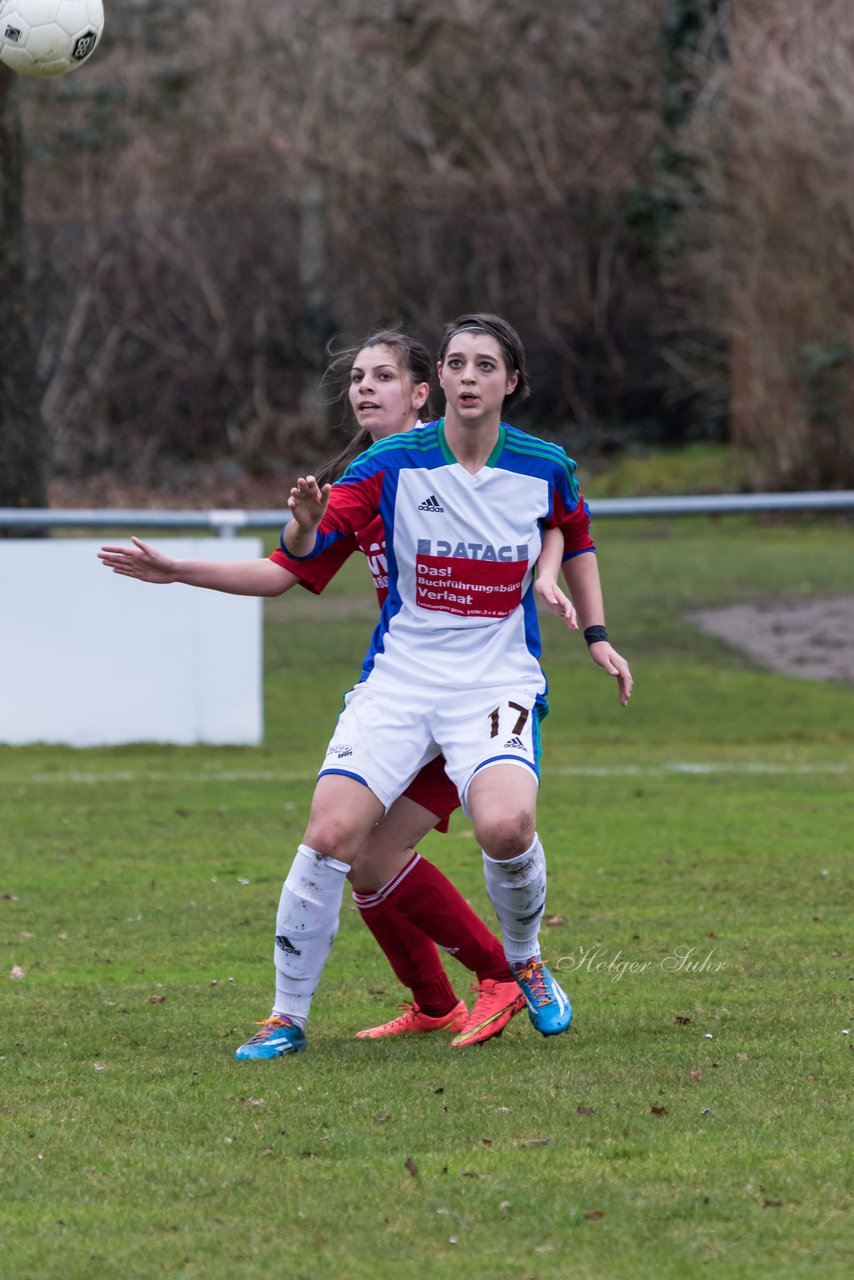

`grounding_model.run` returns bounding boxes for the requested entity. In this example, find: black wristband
[584,625,609,646]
